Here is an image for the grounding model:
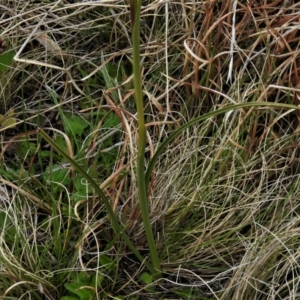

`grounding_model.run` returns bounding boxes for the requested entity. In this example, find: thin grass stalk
[130,0,161,278]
